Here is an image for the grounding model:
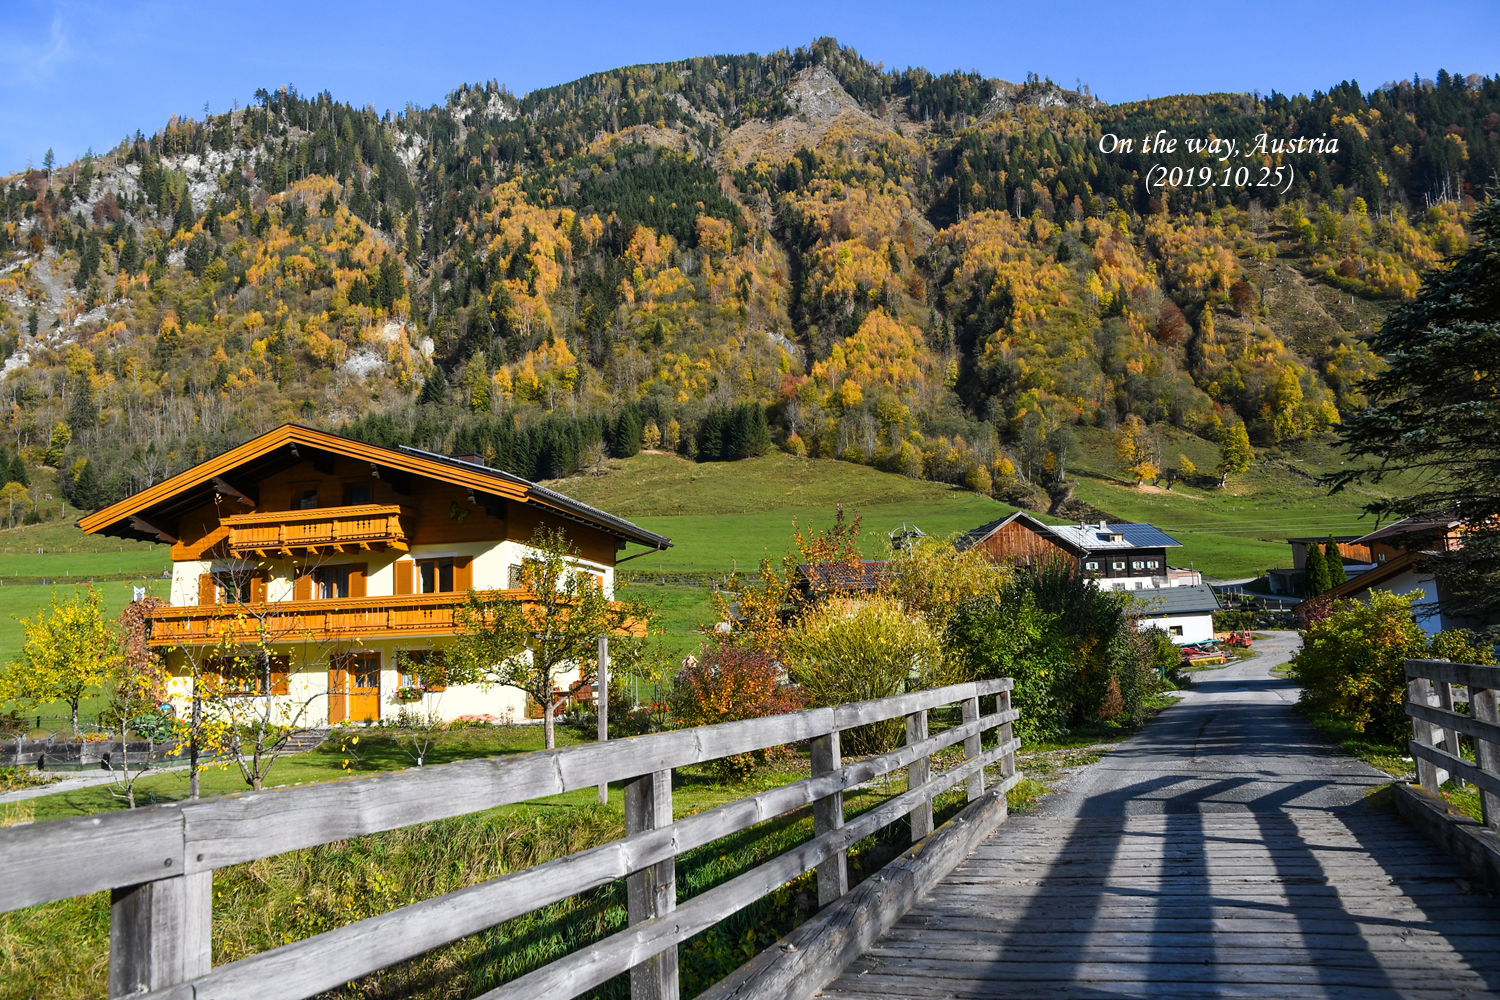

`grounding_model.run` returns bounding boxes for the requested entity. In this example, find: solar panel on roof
[1115,524,1183,547]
